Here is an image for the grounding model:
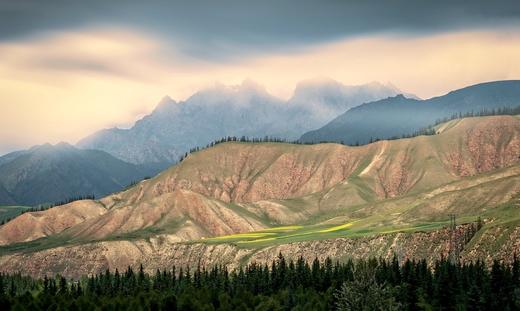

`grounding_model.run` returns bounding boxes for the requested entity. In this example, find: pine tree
[0,274,4,297]
[335,262,400,311]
